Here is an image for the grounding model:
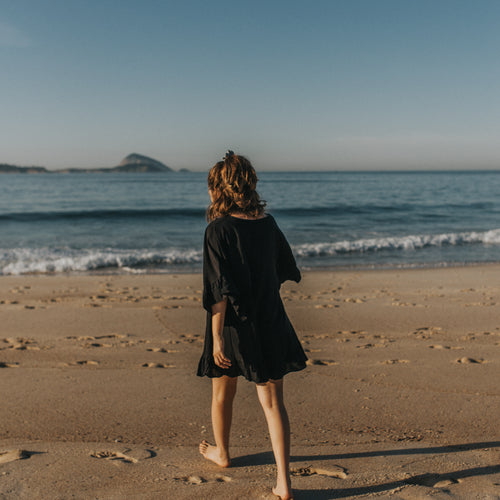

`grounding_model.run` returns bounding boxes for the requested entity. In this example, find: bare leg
[256,379,293,500]
[199,375,237,467]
